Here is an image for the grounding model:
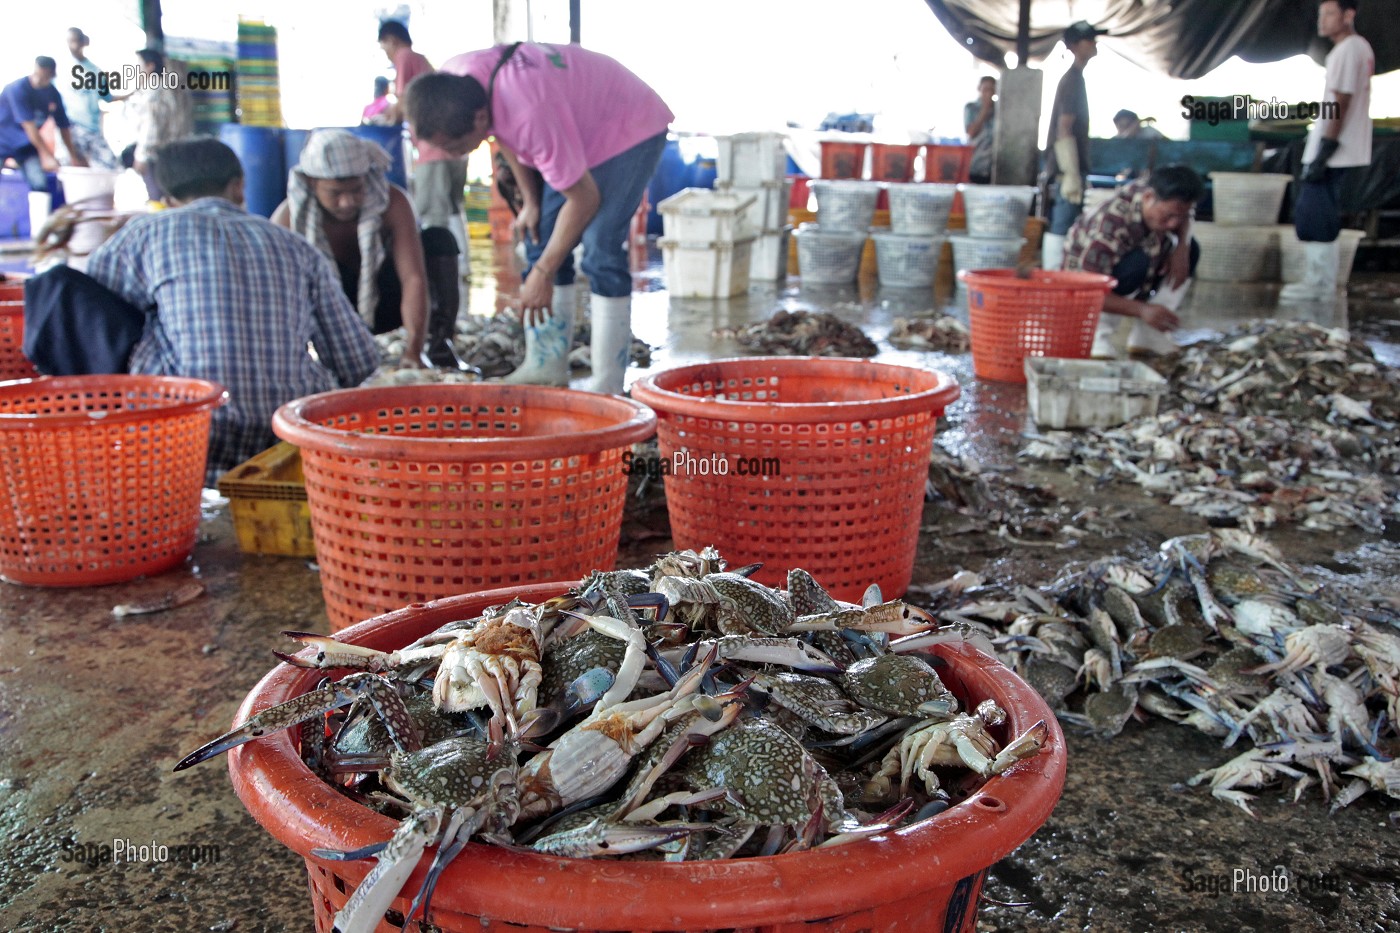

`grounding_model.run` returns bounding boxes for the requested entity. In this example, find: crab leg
[327,807,443,933]
[173,673,421,771]
[788,601,937,636]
